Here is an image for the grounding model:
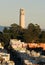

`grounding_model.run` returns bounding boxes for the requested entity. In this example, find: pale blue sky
[0,0,45,29]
